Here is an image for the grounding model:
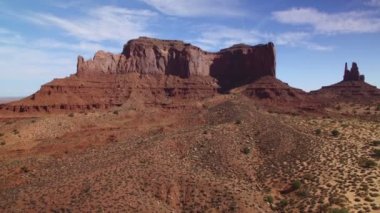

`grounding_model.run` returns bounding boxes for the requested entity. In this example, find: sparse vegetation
[264,195,273,204]
[331,129,340,137]
[329,208,349,213]
[68,113,74,117]
[20,166,29,173]
[0,133,3,137]
[315,129,321,135]
[113,110,119,115]
[278,199,288,208]
[235,119,242,125]
[296,189,310,197]
[371,140,380,146]
[376,104,380,111]
[13,129,19,135]
[241,147,250,155]
[372,149,380,158]
[0,140,5,146]
[359,157,377,168]
[292,180,301,190]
